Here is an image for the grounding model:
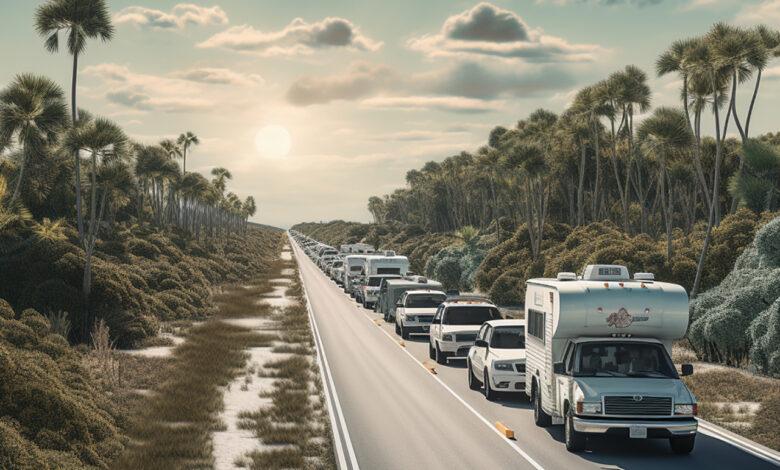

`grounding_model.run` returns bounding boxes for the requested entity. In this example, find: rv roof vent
[384,250,396,256]
[582,264,630,281]
[557,272,577,281]
[634,272,655,281]
[417,277,428,283]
